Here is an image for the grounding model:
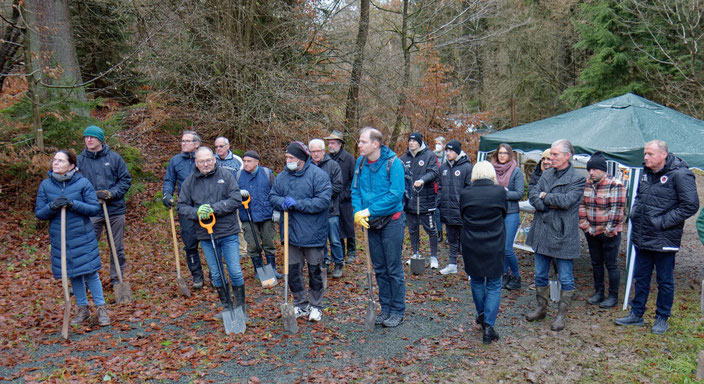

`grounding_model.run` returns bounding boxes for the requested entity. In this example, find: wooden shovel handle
[101,201,124,283]
[363,228,372,274]
[169,207,182,278]
[60,207,70,340]
[283,211,289,275]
